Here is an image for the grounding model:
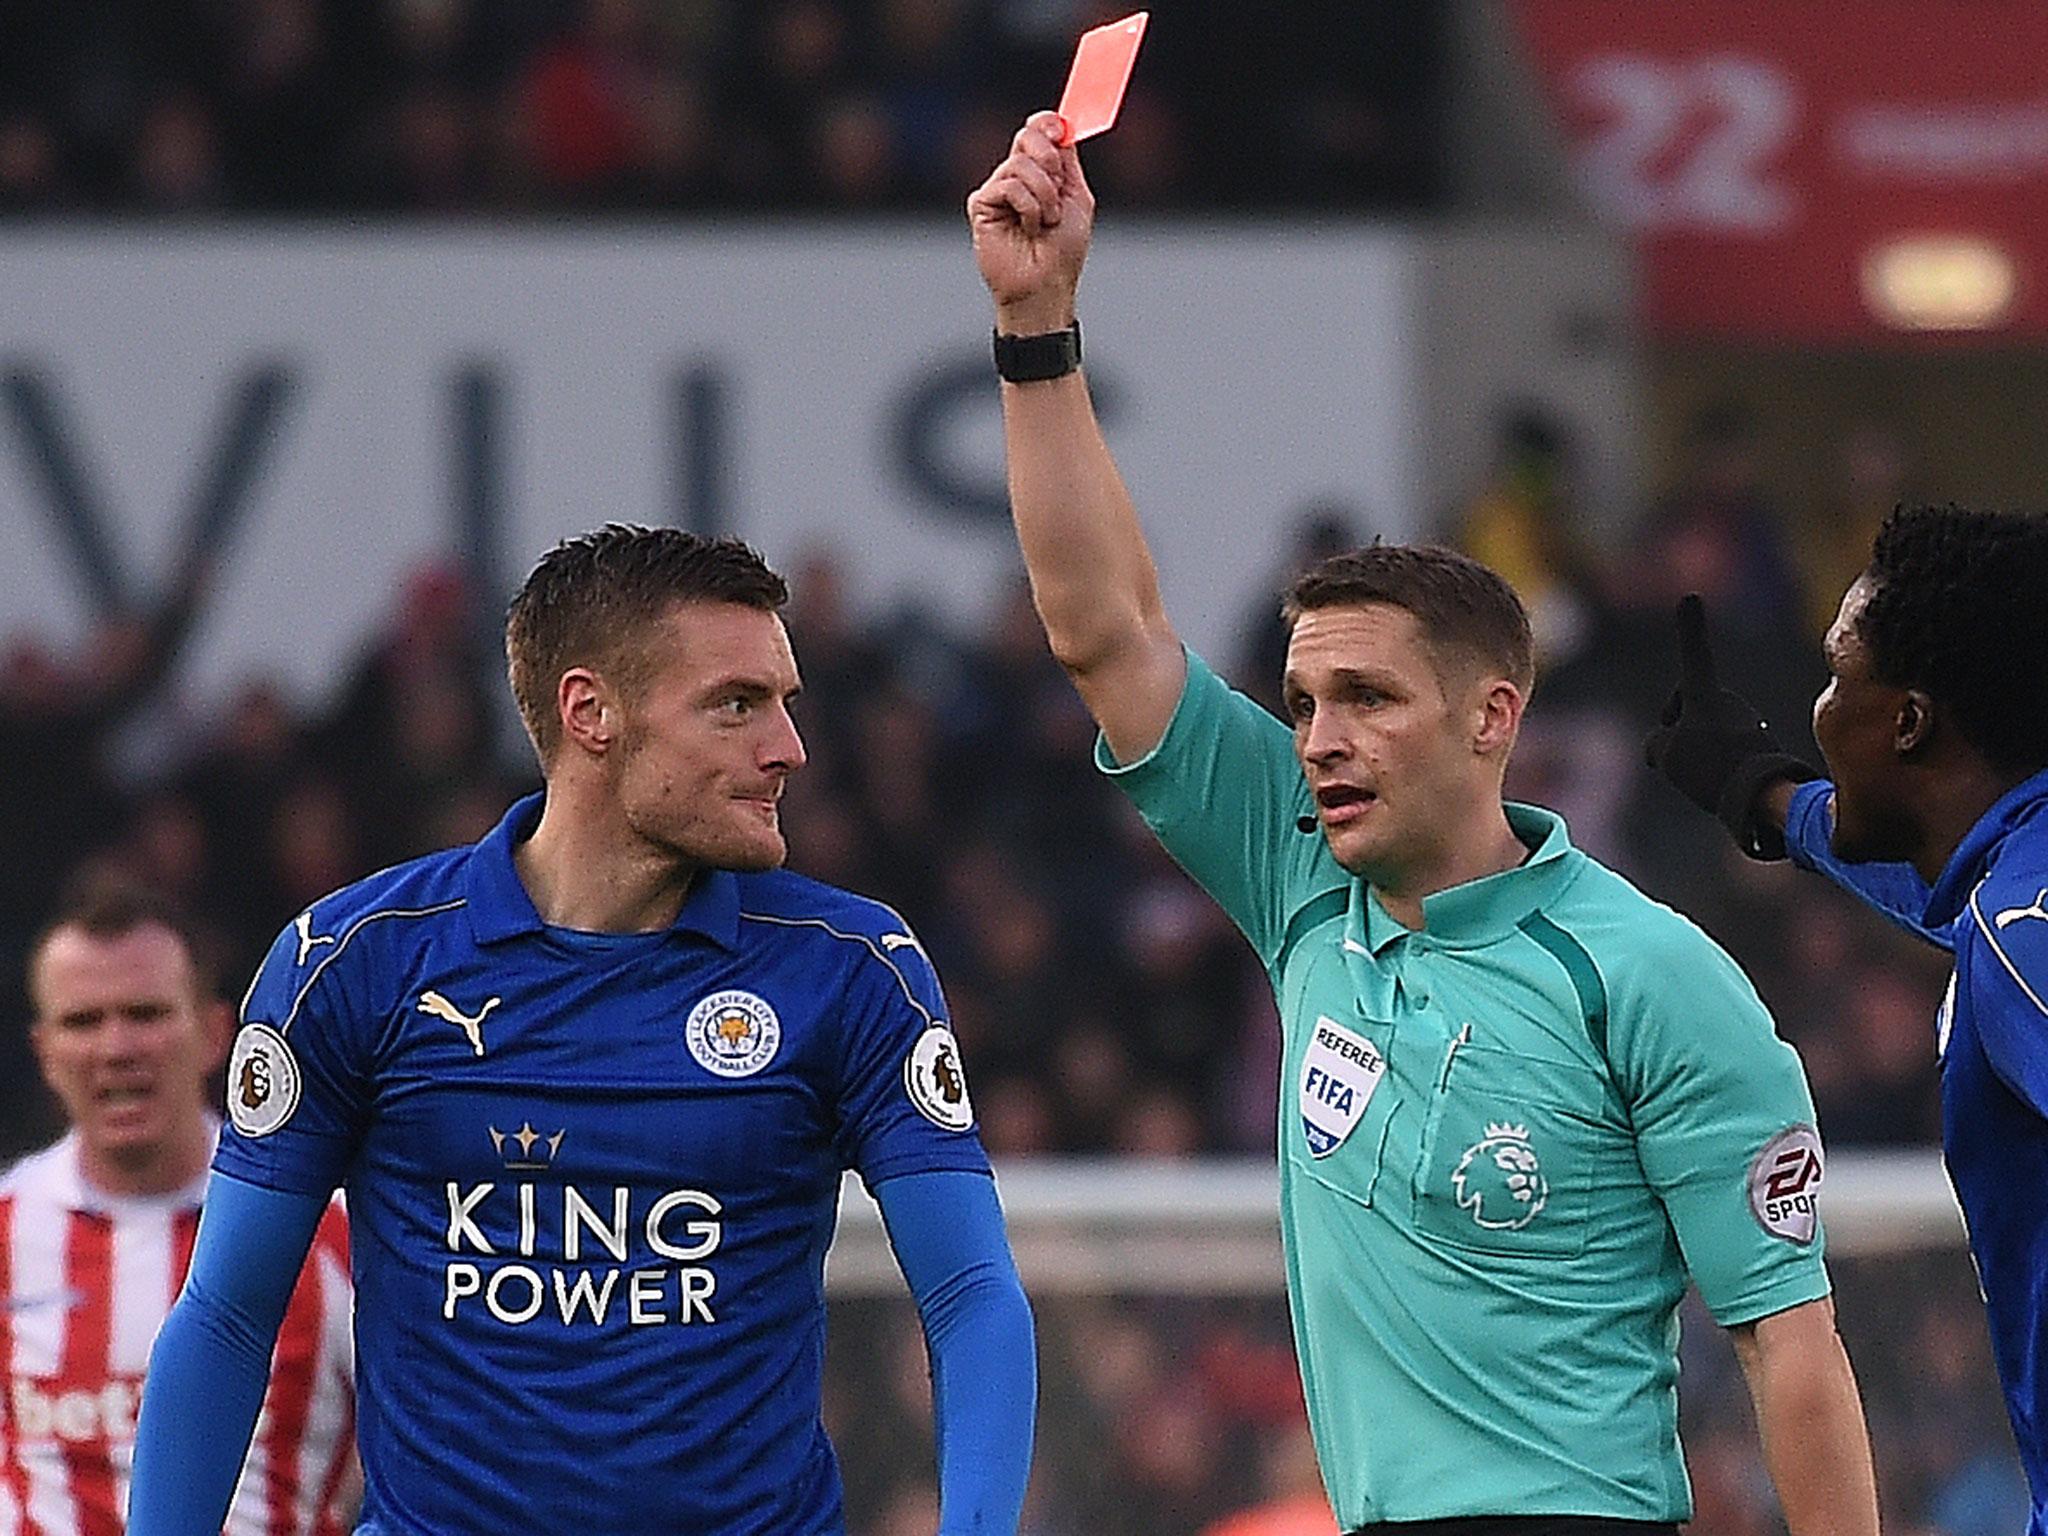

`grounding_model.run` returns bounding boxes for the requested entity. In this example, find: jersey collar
[1351,802,1579,953]
[466,792,743,950]
[28,1129,213,1216]
[1924,766,2048,929]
